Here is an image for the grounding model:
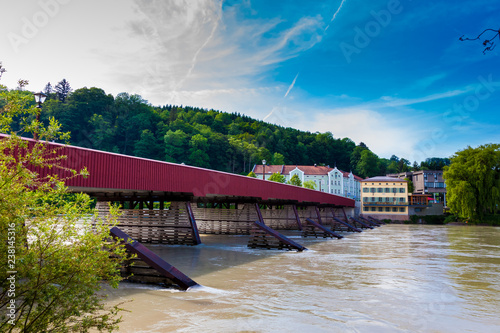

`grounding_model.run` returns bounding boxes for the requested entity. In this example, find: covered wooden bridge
[21,137,383,289]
